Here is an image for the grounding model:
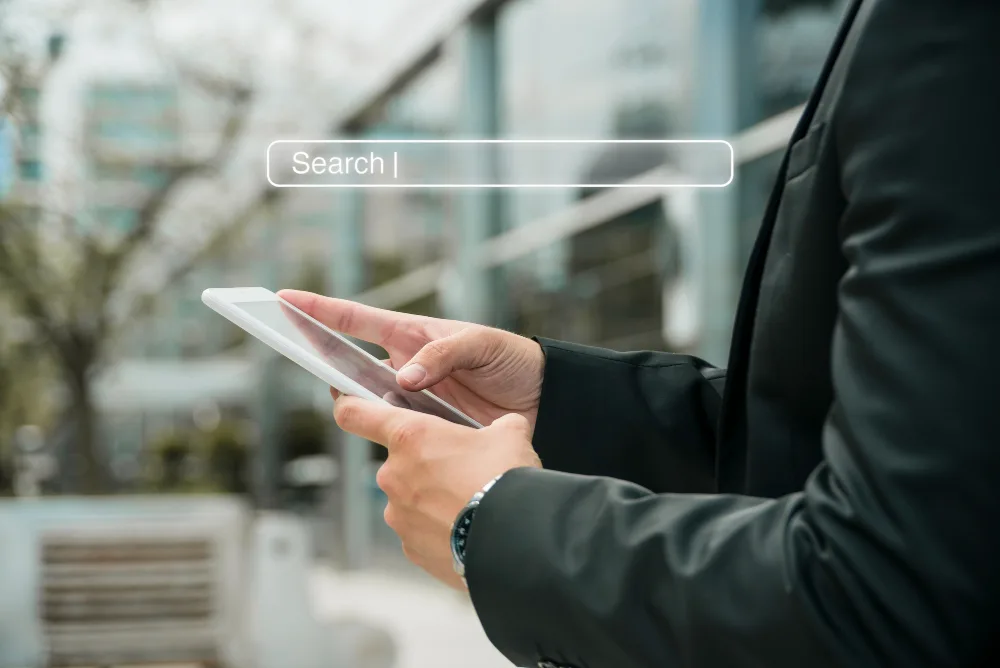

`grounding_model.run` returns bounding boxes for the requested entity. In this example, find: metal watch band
[452,472,506,583]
